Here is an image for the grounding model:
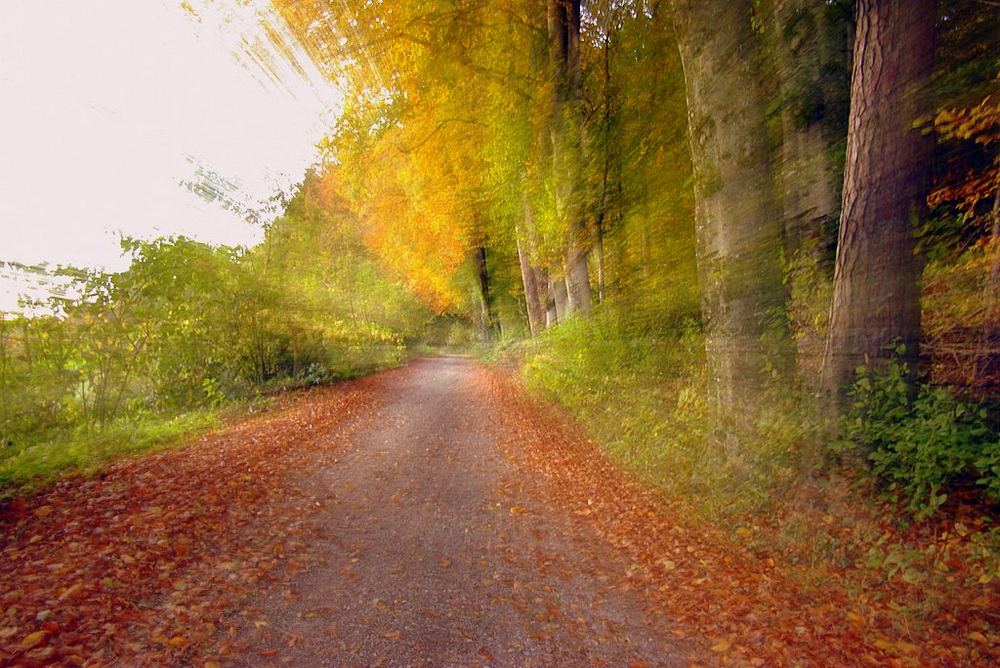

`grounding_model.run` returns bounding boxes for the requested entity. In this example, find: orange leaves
[473,365,1000,666]
[709,638,731,653]
[18,630,47,651]
[0,381,386,666]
